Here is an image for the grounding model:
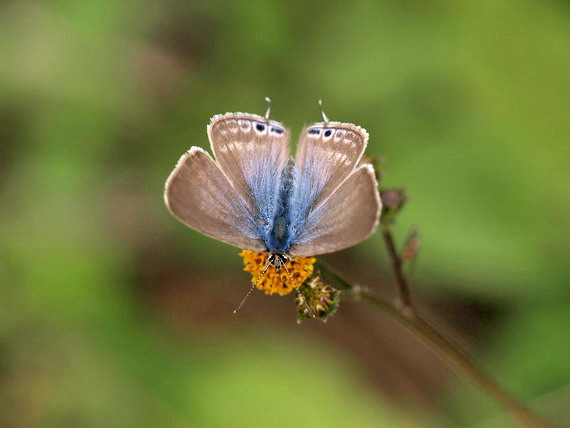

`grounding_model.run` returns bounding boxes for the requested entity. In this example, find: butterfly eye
[323,129,333,139]
[254,122,267,133]
[308,128,321,137]
[270,126,284,135]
